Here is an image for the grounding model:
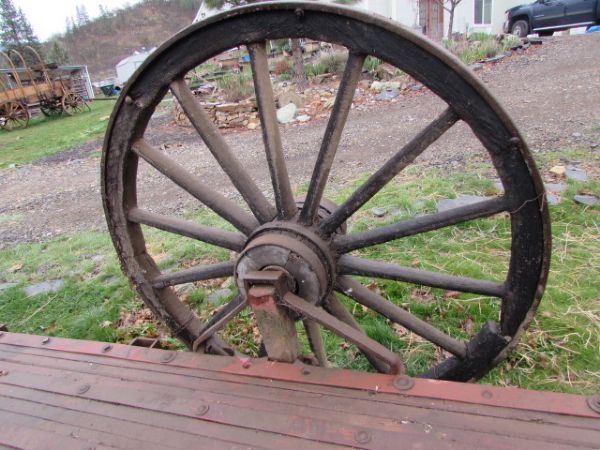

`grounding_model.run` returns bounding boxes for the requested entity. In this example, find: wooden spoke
[248,42,297,220]
[152,261,234,289]
[302,319,329,367]
[336,276,467,358]
[281,291,405,374]
[334,196,508,253]
[132,139,258,235]
[170,79,276,223]
[299,53,366,226]
[128,208,246,252]
[323,294,389,373]
[192,295,247,351]
[339,255,505,297]
[320,107,459,236]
